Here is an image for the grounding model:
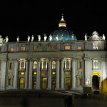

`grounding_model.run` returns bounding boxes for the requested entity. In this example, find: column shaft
[37,61,40,89]
[13,60,18,89]
[48,60,52,89]
[61,59,64,89]
[25,60,29,89]
[29,60,33,89]
[56,60,60,89]
[82,59,85,87]
[1,60,7,90]
[72,60,76,89]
